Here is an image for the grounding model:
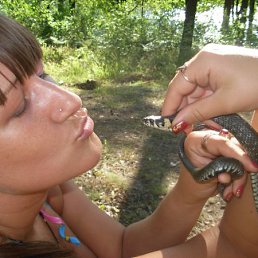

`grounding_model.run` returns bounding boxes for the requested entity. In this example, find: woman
[0,13,256,258]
